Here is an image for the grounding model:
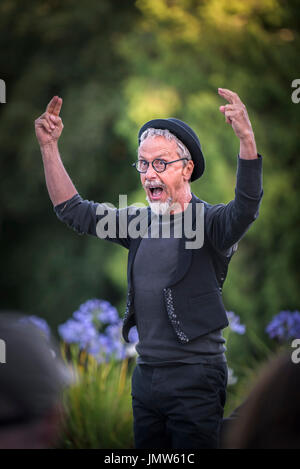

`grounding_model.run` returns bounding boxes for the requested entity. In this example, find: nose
[144,162,157,178]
